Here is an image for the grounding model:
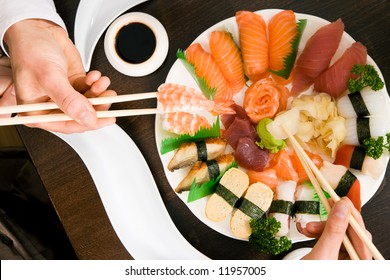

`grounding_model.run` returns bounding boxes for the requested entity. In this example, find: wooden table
[17,0,390,259]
